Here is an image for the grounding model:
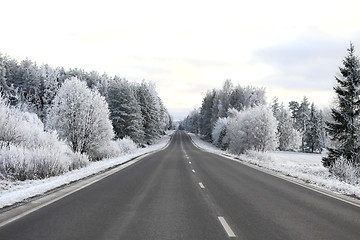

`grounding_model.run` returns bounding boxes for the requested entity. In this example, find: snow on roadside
[188,133,360,199]
[0,132,173,209]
